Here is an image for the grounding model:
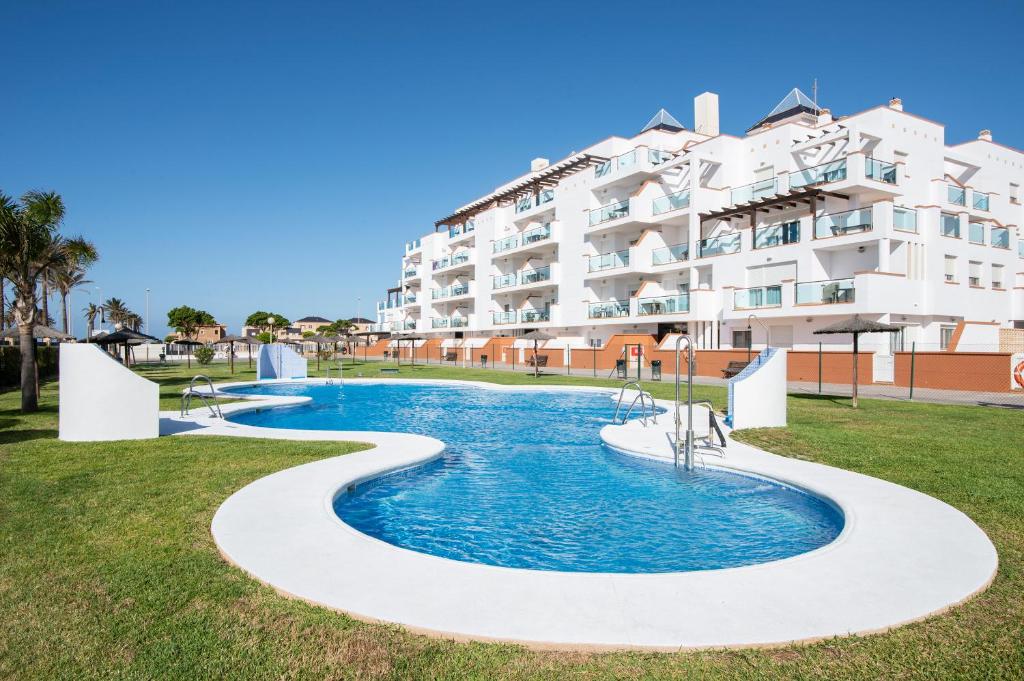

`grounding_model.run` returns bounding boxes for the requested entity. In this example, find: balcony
[492,223,553,258]
[519,265,551,285]
[514,188,555,215]
[789,159,847,189]
[637,293,689,316]
[448,220,476,242]
[593,148,671,184]
[432,316,468,329]
[940,212,960,238]
[588,249,629,273]
[405,238,422,254]
[431,283,471,300]
[733,285,782,310]
[589,200,630,227]
[492,272,516,290]
[492,311,516,325]
[973,191,990,211]
[893,206,918,233]
[814,207,872,239]
[697,233,741,258]
[947,184,966,207]
[520,309,550,323]
[731,178,777,206]
[402,293,418,305]
[521,222,551,246]
[795,278,855,305]
[588,301,630,319]
[652,189,690,216]
[403,267,419,279]
[652,243,688,266]
[992,227,1010,249]
[493,235,518,254]
[753,221,800,249]
[864,157,897,184]
[432,251,472,271]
